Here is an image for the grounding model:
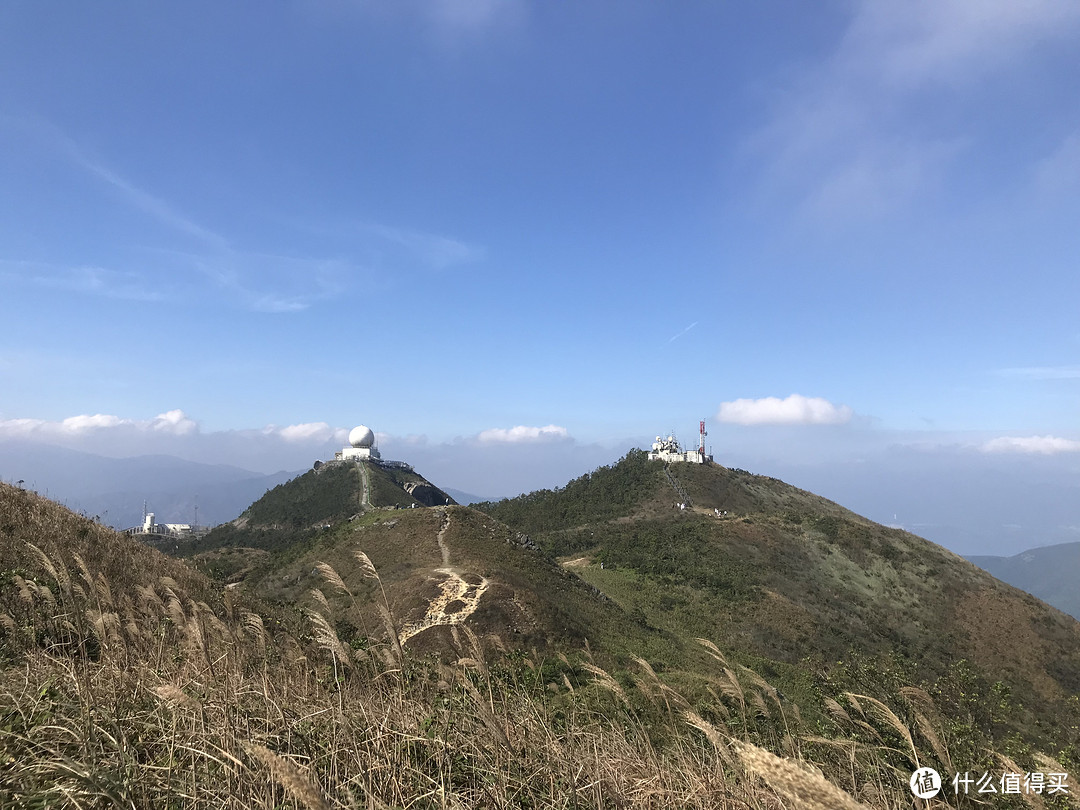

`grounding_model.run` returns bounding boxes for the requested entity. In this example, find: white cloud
[0,417,46,436]
[274,422,346,443]
[150,410,199,436]
[0,410,359,450]
[717,395,854,426]
[477,424,570,444]
[1,411,201,438]
[0,410,358,473]
[60,414,130,433]
[982,435,1080,455]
